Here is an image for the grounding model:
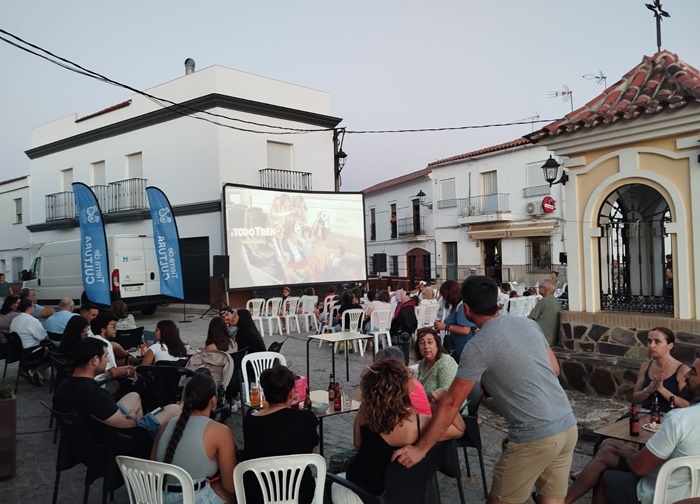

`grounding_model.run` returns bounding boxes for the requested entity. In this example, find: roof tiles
[527,51,700,143]
[427,137,530,167]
